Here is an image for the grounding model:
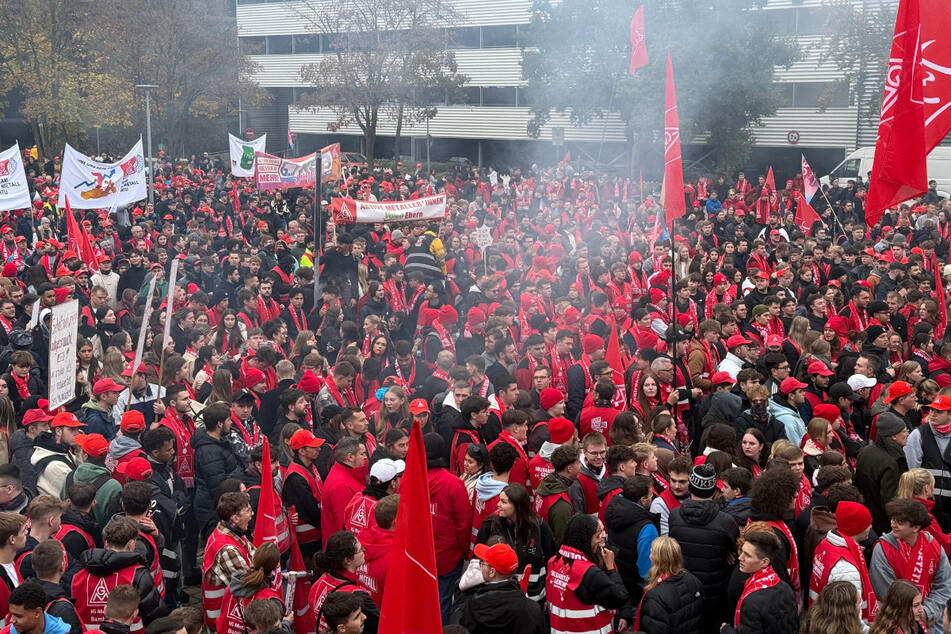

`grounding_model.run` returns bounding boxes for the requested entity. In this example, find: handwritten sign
[48,300,79,409]
[472,225,493,250]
